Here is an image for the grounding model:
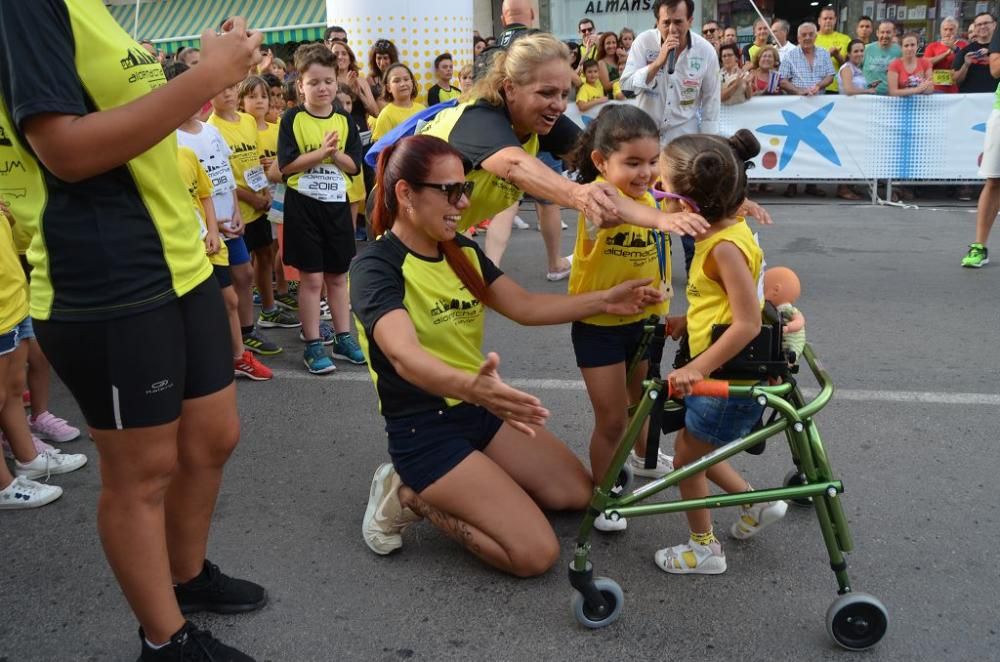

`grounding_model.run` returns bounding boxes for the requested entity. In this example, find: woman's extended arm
[22,19,261,183]
[373,310,548,434]
[481,146,620,226]
[486,274,662,326]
